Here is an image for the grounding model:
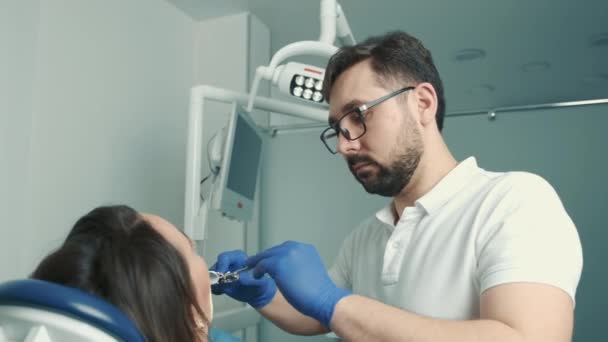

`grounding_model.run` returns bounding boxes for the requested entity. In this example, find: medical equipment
[272,62,326,103]
[246,0,355,112]
[0,279,145,342]
[0,279,245,341]
[184,0,356,241]
[209,266,251,286]
[210,103,263,222]
[209,271,222,285]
